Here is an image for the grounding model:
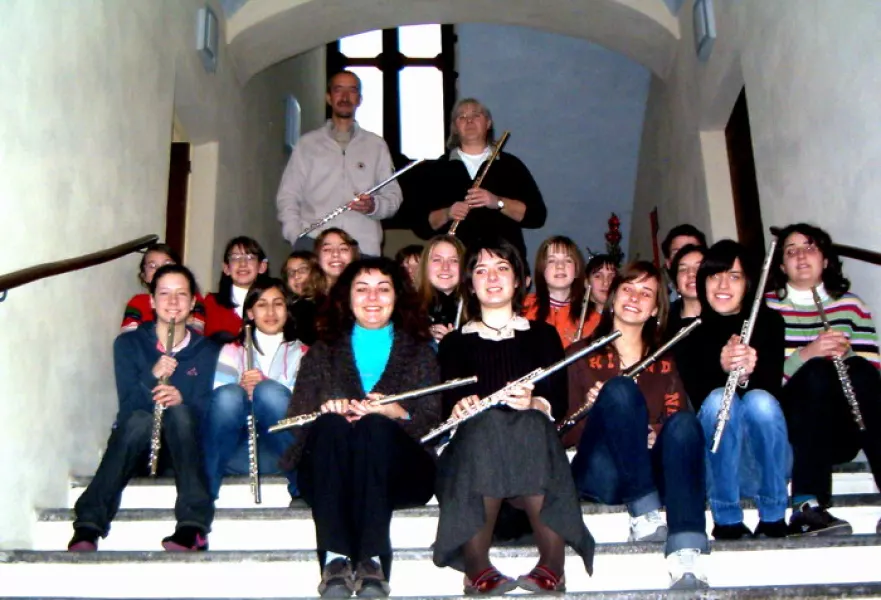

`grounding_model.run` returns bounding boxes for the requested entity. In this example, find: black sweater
[429,291,460,327]
[412,151,546,261]
[437,320,567,421]
[675,305,785,411]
